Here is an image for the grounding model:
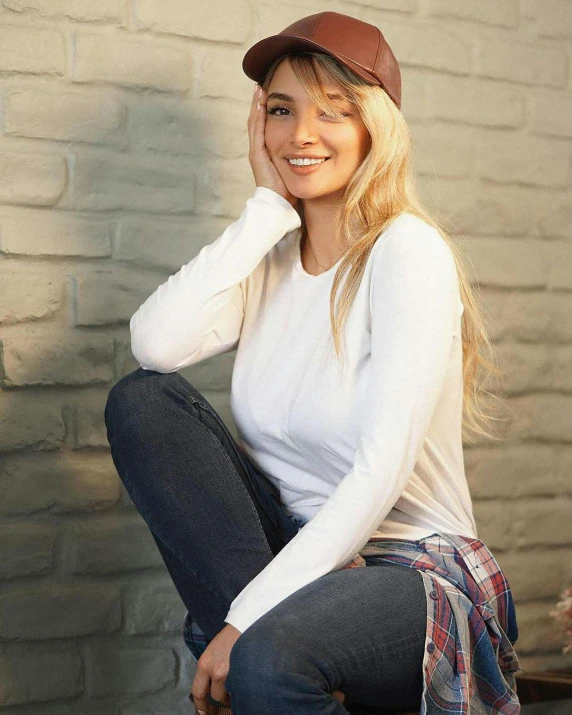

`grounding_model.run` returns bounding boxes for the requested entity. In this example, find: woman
[105,11,521,715]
